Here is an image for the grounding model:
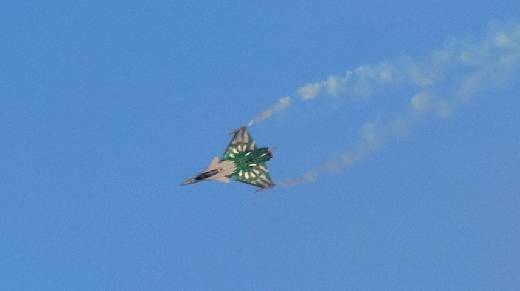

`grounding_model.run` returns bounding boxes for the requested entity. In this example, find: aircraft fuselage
[182,147,272,186]
[182,126,274,189]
